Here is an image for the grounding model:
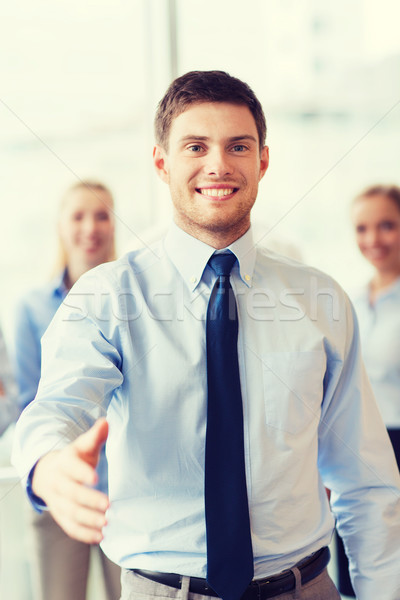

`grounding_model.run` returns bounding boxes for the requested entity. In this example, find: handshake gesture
[32,418,110,543]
